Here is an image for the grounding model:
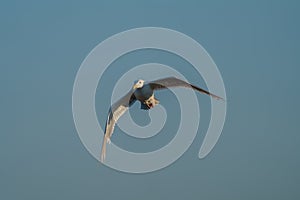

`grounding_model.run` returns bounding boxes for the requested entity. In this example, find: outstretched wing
[148,77,223,100]
[100,91,136,162]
